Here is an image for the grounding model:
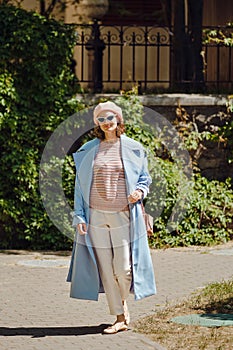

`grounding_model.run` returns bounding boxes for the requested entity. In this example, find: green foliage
[151,174,233,248]
[114,88,162,151]
[218,121,233,164]
[203,23,233,47]
[211,95,233,164]
[0,4,82,250]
